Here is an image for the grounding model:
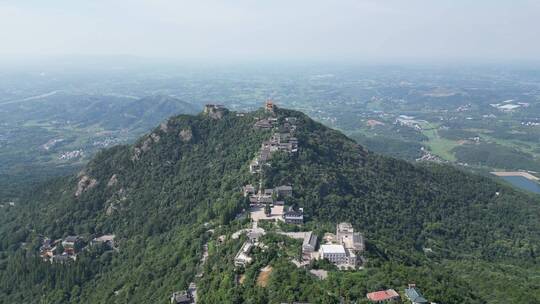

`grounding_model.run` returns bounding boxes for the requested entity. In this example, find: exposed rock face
[203,104,226,119]
[132,147,142,161]
[75,175,98,197]
[209,110,224,120]
[77,169,86,178]
[179,129,193,142]
[107,174,118,187]
[160,121,169,133]
[150,133,160,143]
[105,188,126,216]
[105,204,115,216]
[132,133,160,161]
